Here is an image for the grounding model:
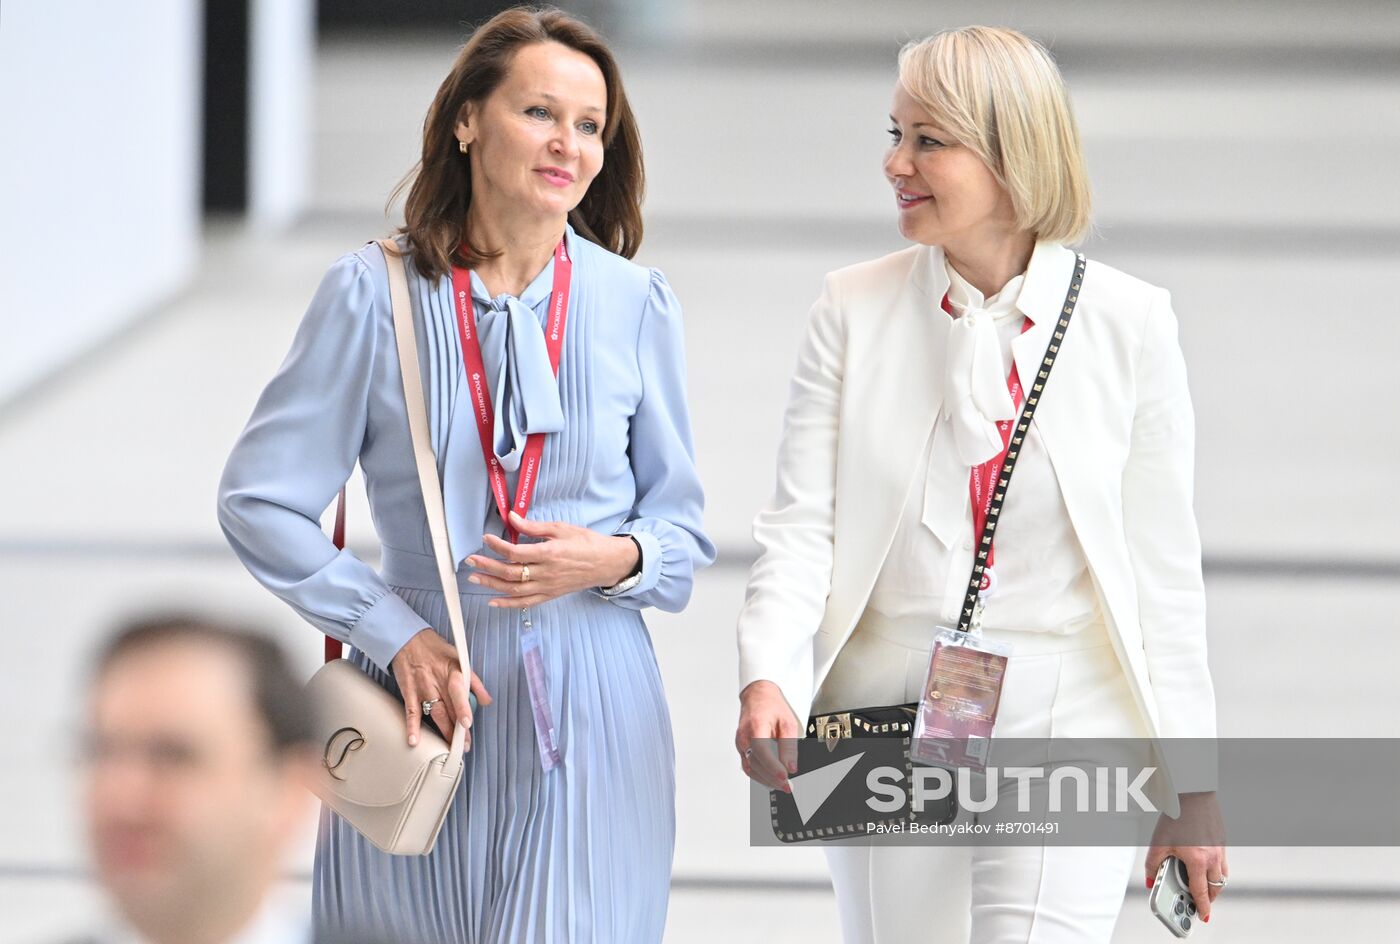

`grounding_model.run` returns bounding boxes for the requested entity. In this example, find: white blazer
[736,239,1217,814]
